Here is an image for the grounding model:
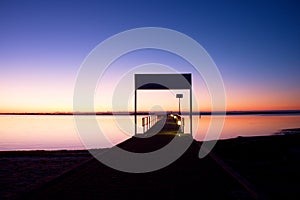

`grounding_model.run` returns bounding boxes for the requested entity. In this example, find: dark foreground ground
[1,128,300,200]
